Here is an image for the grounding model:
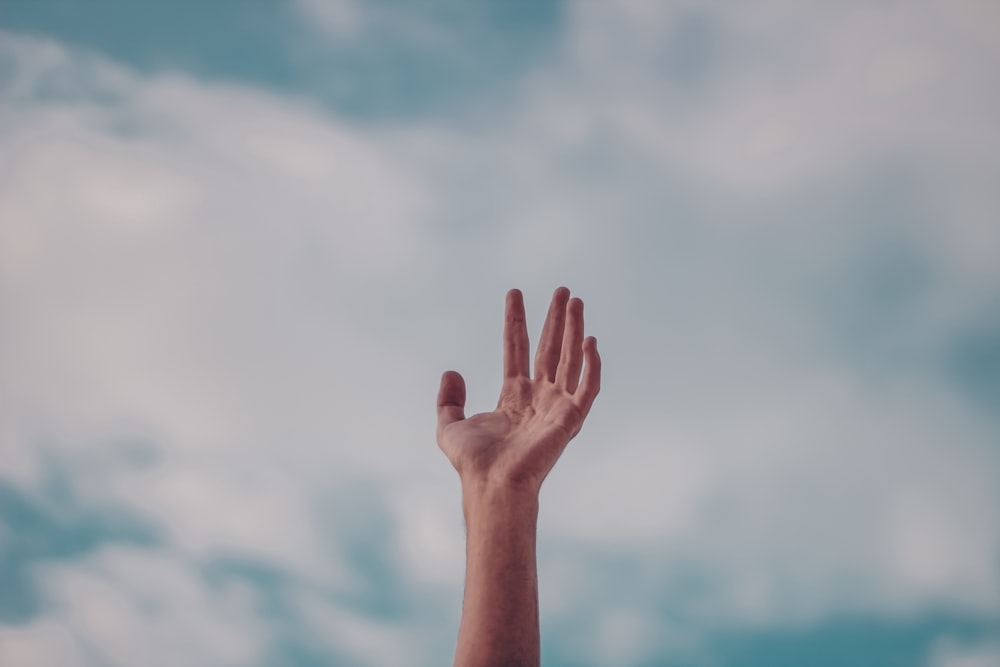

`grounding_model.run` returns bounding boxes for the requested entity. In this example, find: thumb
[437,370,466,432]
